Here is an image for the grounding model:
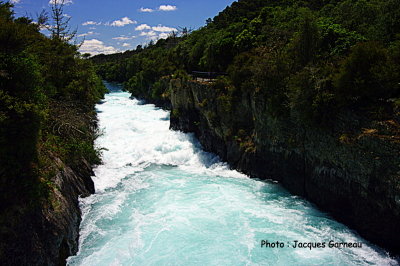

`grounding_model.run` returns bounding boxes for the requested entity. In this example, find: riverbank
[0,102,99,265]
[89,0,400,258]
[67,89,397,265]
[166,78,400,256]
